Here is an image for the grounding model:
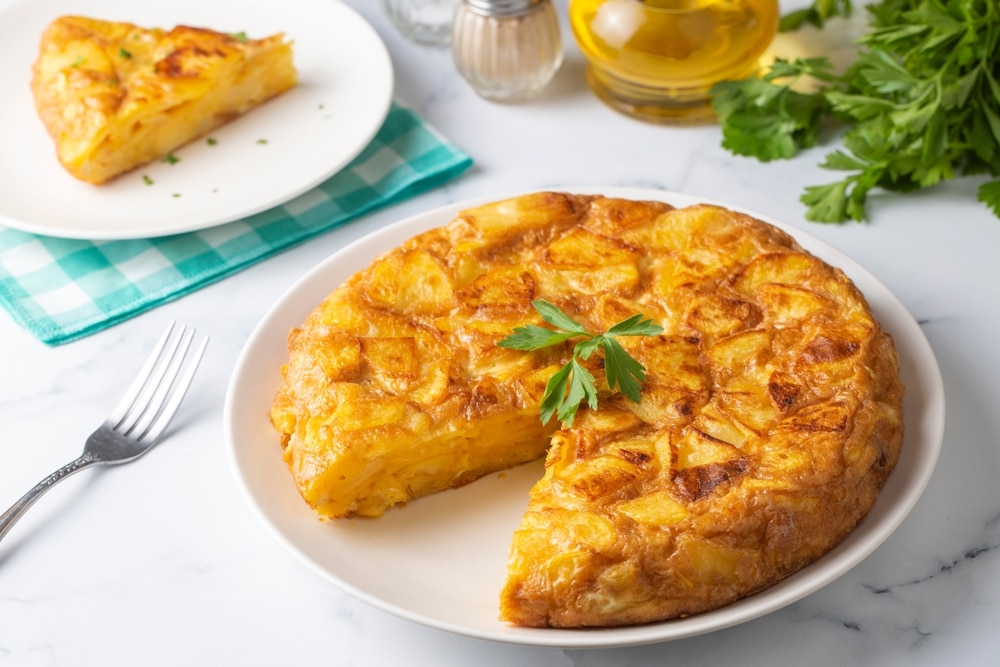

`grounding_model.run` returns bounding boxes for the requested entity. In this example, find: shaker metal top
[463,0,544,17]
